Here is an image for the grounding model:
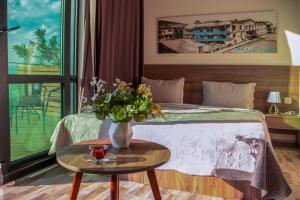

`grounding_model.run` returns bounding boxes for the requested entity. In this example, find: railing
[192,38,226,42]
[8,63,62,116]
[192,31,226,35]
[8,62,61,75]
